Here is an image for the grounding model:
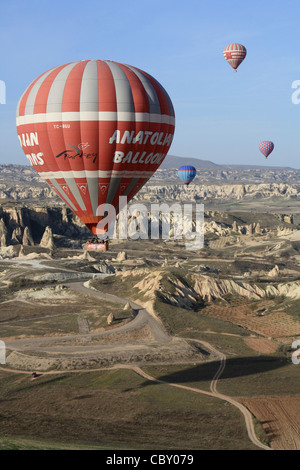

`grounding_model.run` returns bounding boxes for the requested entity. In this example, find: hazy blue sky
[1,0,300,168]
